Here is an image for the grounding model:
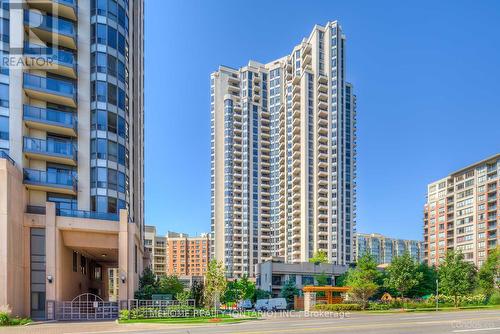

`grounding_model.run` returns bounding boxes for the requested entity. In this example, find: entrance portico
[0,159,144,320]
